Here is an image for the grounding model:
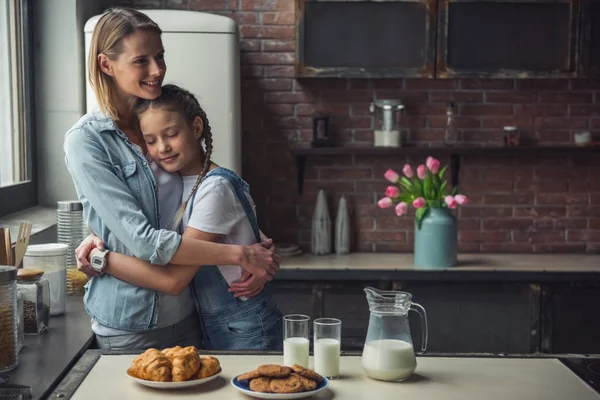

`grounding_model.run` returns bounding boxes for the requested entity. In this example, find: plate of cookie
[232,364,329,399]
[126,346,222,389]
